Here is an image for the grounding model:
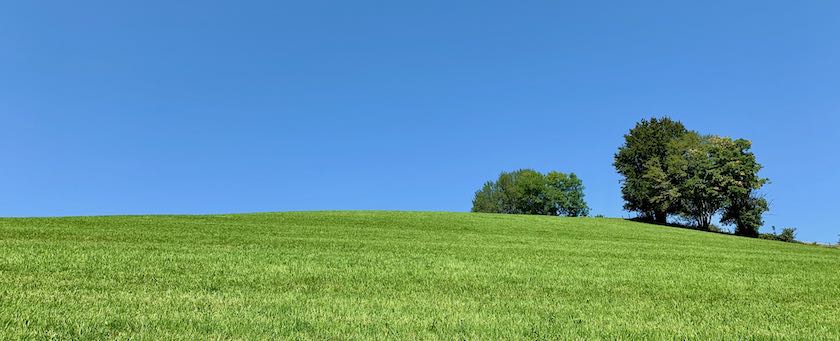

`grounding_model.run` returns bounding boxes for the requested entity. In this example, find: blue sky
[2,1,838,243]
